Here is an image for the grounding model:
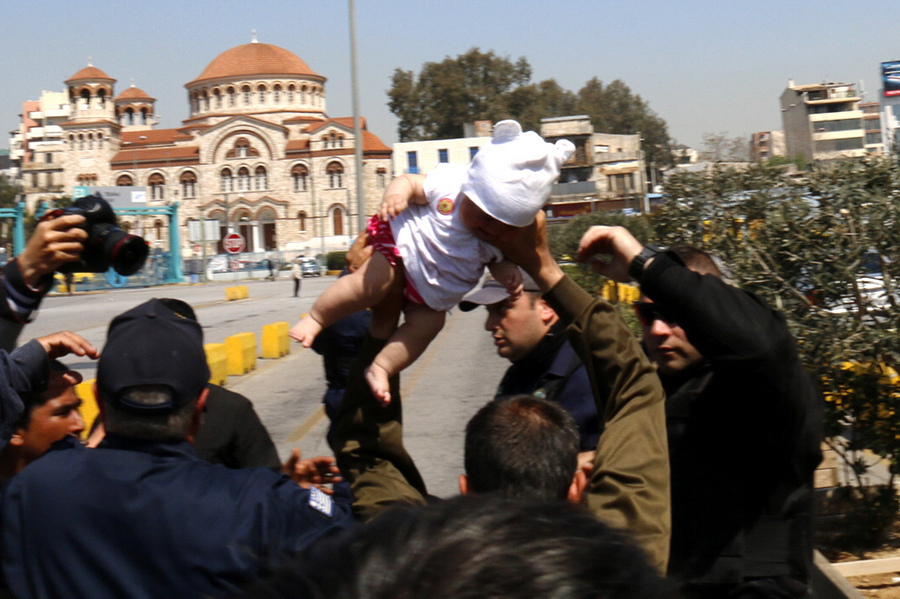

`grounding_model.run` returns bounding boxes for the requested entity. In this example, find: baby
[289,120,574,404]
